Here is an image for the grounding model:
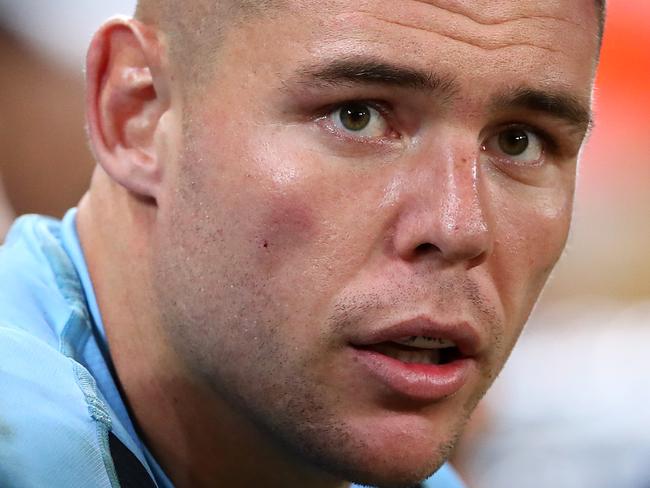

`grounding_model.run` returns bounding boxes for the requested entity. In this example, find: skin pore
[79,1,602,487]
